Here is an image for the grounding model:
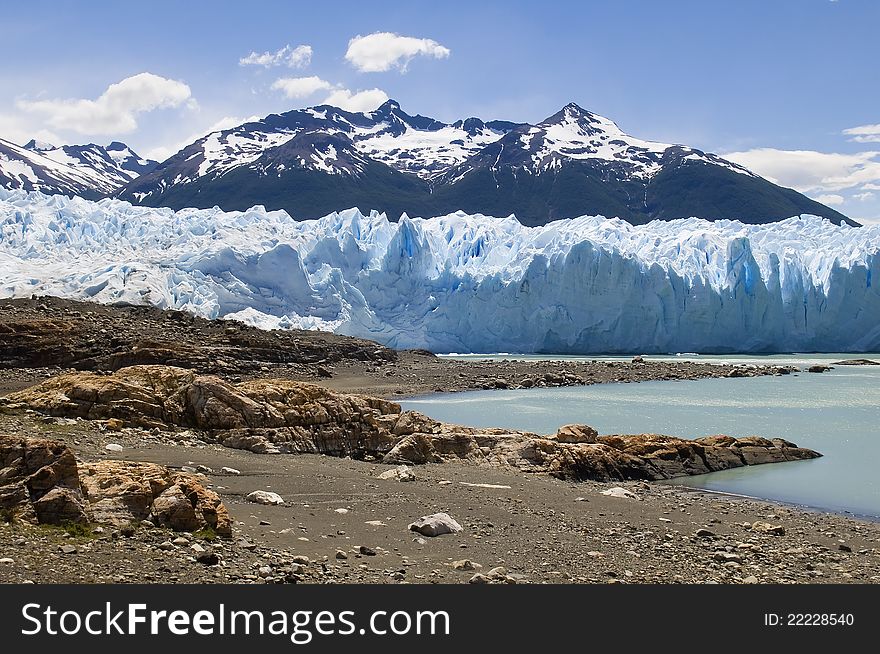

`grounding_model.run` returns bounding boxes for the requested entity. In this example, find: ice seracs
[1,189,878,354]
